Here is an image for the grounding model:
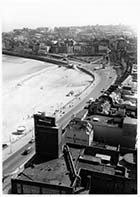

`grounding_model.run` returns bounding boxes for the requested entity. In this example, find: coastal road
[3,142,35,193]
[3,65,117,193]
[57,66,116,127]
